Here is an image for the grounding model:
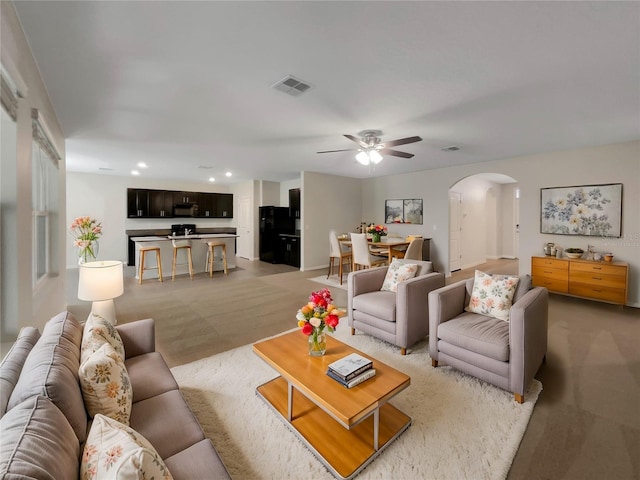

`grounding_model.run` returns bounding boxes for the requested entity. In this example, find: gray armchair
[348,259,445,355]
[429,276,548,403]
